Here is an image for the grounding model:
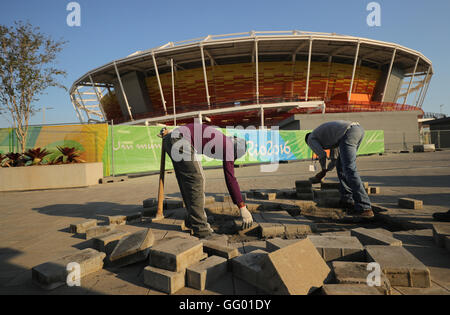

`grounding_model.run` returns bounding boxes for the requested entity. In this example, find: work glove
[239,206,253,230]
[309,169,327,184]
